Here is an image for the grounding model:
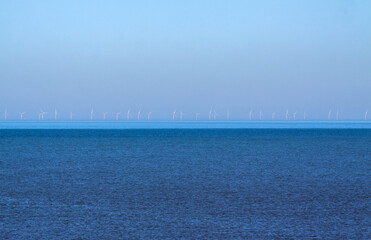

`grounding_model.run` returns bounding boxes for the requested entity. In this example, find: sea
[0,122,370,239]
